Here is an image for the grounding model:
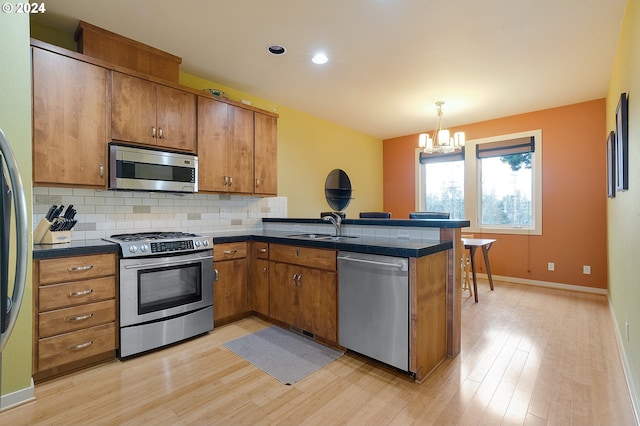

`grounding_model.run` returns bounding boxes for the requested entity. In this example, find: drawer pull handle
[67,313,94,322]
[258,248,267,253]
[69,340,94,350]
[68,265,94,272]
[223,249,237,255]
[69,289,93,297]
